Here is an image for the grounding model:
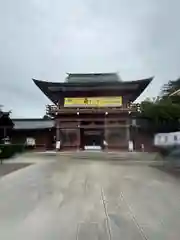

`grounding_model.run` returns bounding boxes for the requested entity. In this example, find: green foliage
[43,114,50,119]
[142,98,180,120]
[139,78,180,133]
[43,114,52,120]
[0,144,25,160]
